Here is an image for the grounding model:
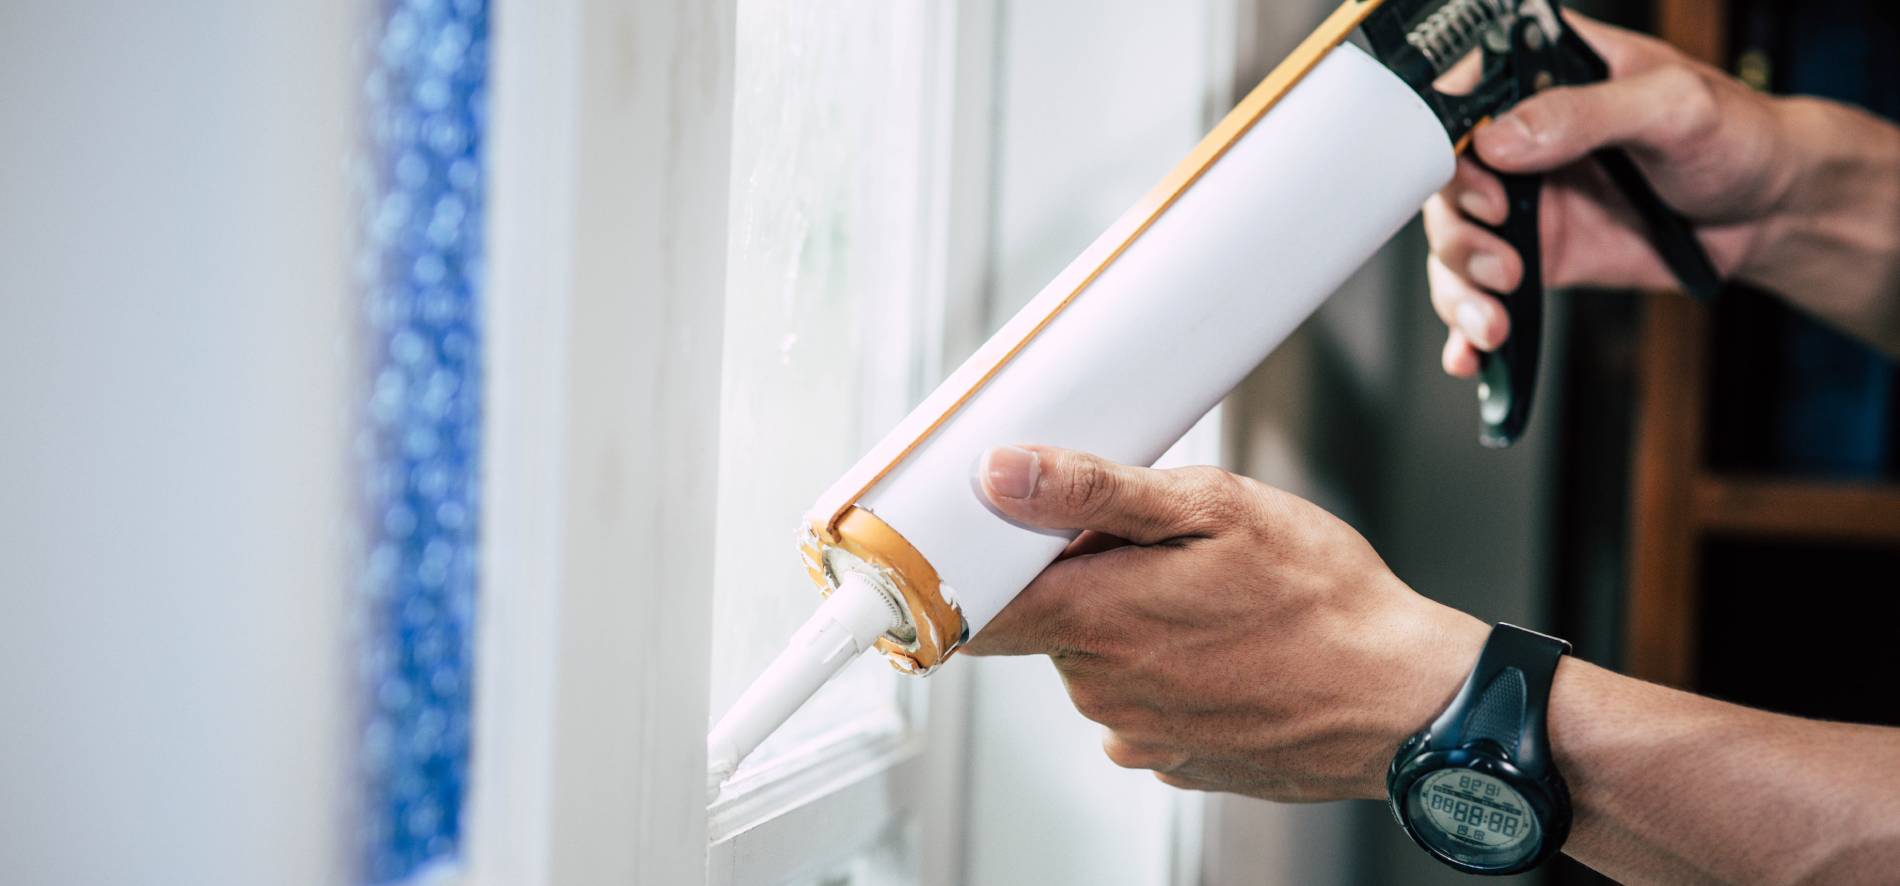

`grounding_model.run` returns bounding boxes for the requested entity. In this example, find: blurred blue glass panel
[356,0,486,881]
